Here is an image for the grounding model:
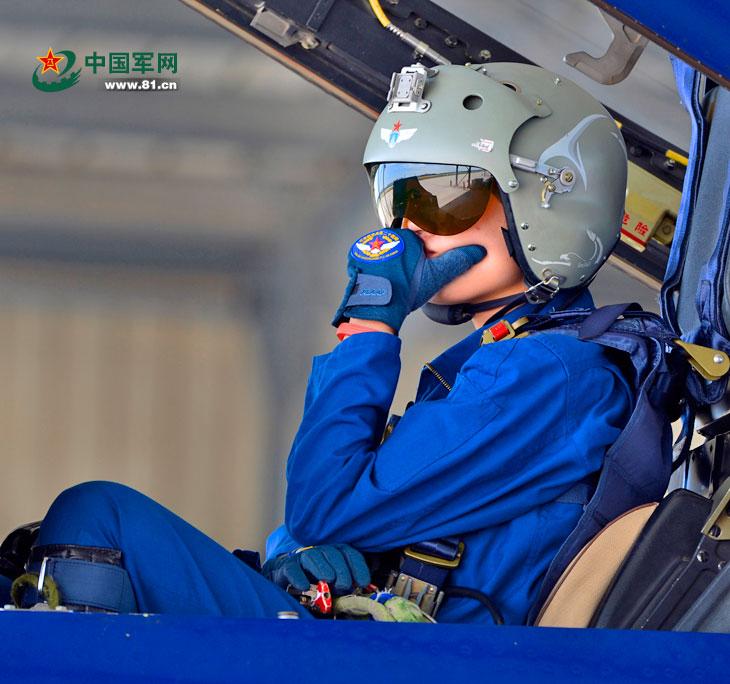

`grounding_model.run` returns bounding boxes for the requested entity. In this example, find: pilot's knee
[50,480,138,517]
[23,481,142,612]
[40,481,143,545]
